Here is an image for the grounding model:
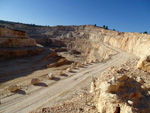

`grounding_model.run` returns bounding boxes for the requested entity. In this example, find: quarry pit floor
[0,44,136,113]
